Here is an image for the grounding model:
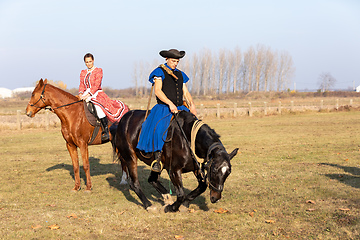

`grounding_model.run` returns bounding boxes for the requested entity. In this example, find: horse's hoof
[178,205,189,213]
[146,205,159,213]
[162,194,174,205]
[84,189,92,194]
[119,180,127,185]
[71,186,81,192]
[164,205,175,213]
